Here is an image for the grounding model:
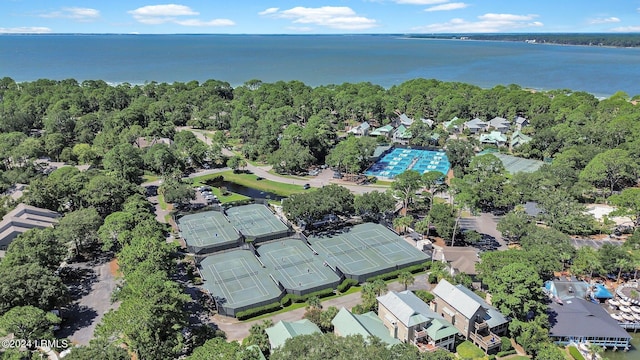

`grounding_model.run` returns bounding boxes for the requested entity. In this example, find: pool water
[365,148,451,179]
